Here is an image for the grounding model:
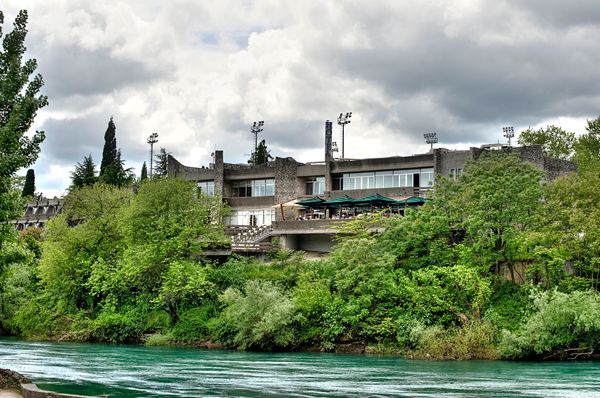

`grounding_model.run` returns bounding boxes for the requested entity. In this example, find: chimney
[325,120,333,160]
